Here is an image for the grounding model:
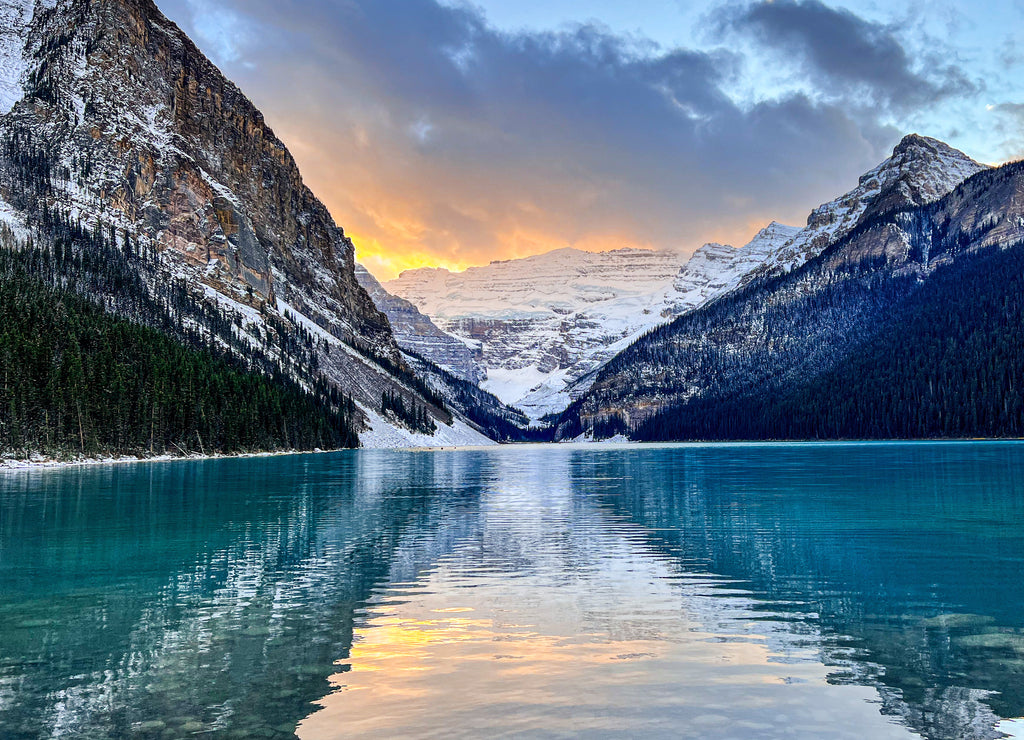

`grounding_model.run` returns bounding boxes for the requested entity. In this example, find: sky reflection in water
[2,443,1024,739]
